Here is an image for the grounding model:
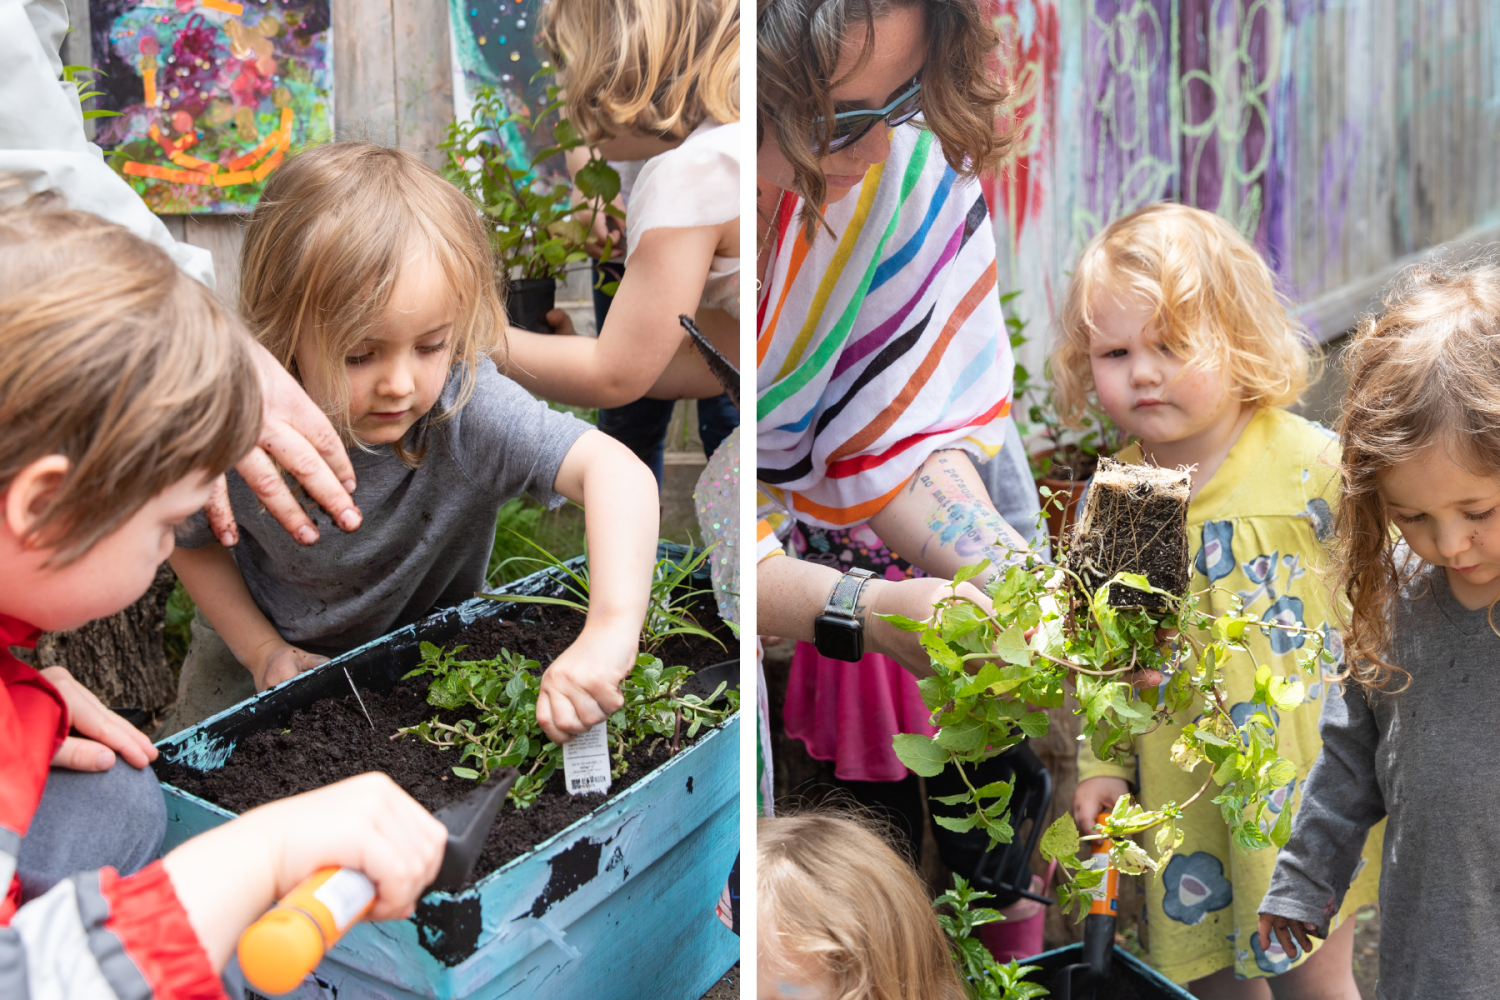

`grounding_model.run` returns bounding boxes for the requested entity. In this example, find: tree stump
[33,563,177,719]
